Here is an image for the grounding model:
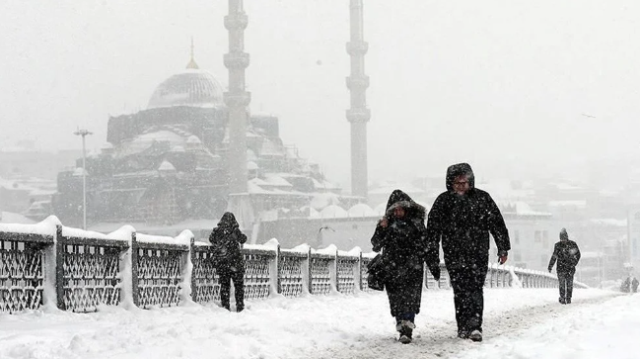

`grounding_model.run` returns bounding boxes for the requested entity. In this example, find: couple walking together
[371,163,511,344]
